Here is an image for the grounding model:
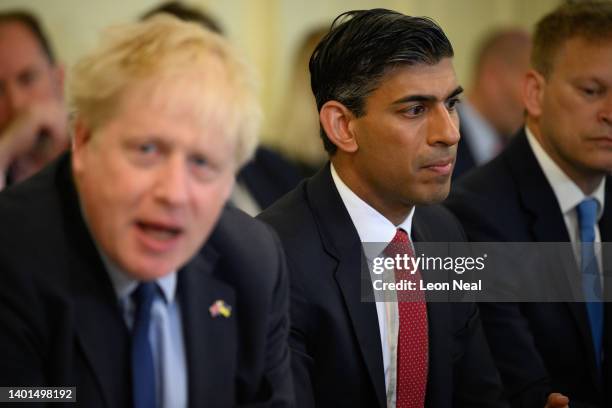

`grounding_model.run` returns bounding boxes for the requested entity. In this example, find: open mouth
[135,221,184,252]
